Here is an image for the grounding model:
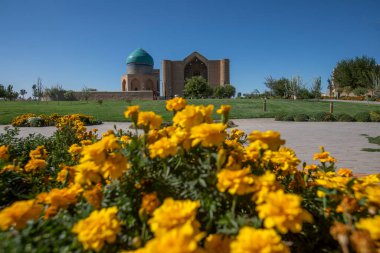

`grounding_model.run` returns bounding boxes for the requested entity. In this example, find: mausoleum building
[121,48,160,98]
[162,52,230,98]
